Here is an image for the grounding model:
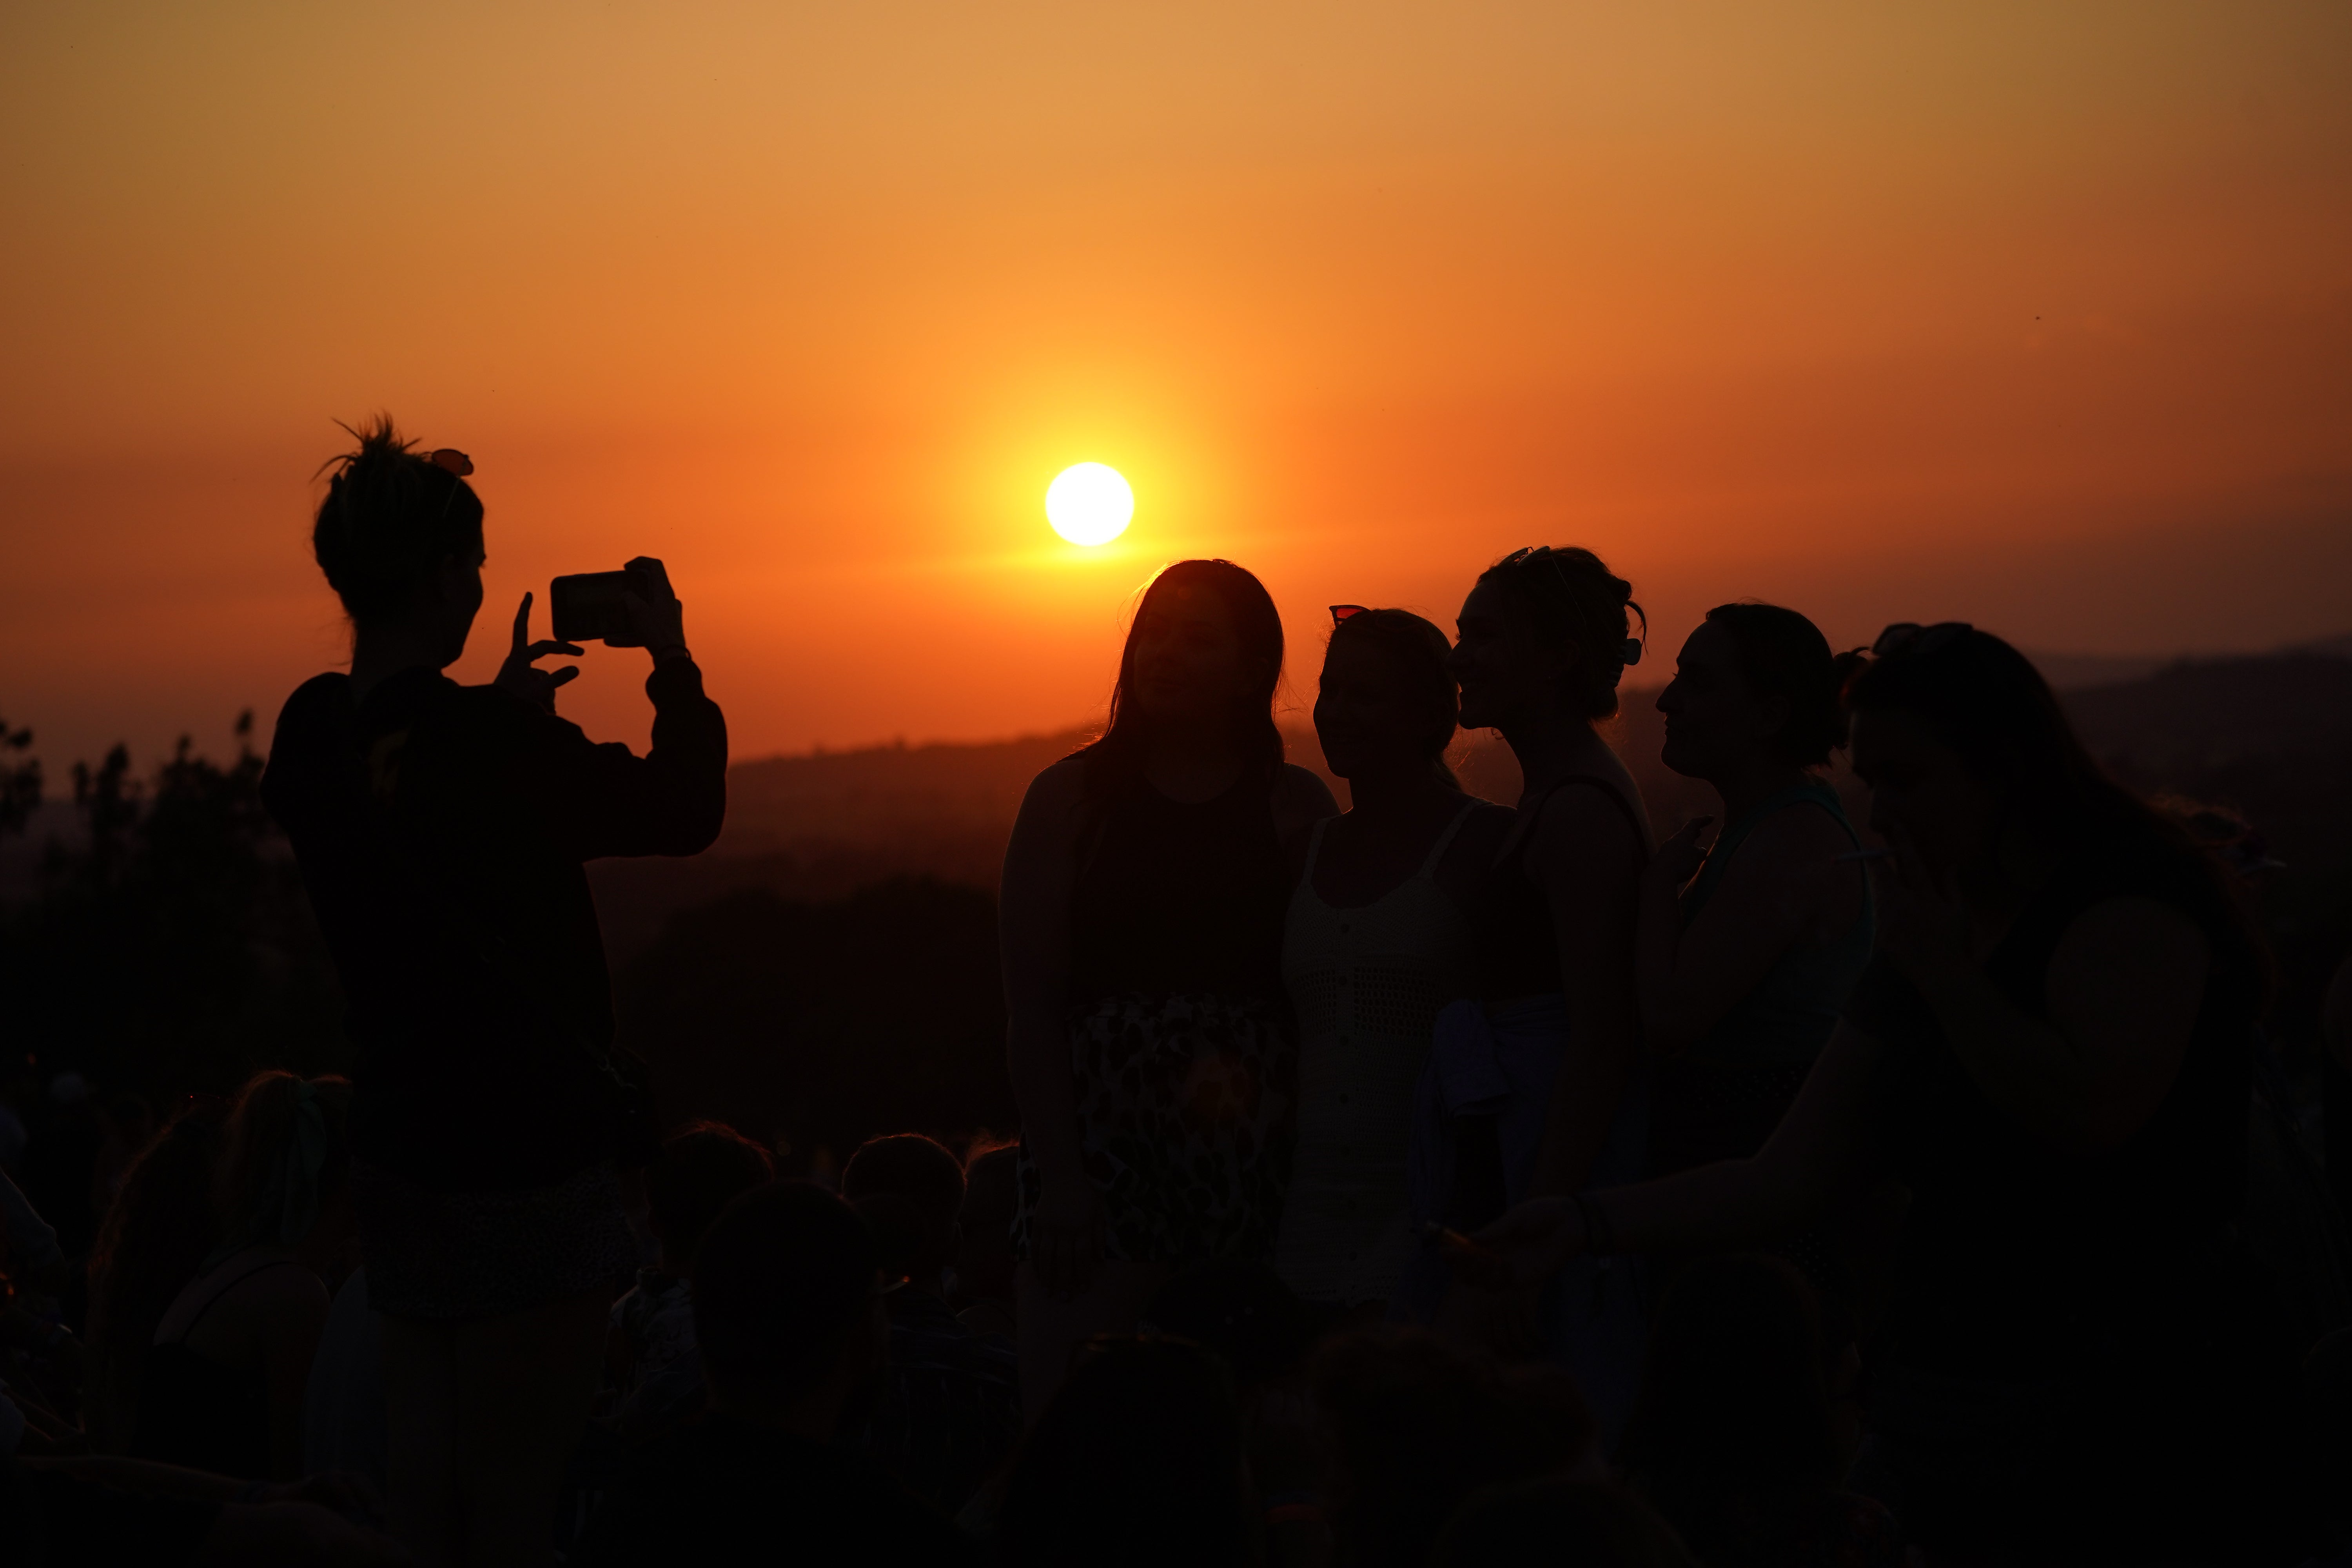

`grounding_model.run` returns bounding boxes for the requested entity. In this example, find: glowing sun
[1045,463,1134,546]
